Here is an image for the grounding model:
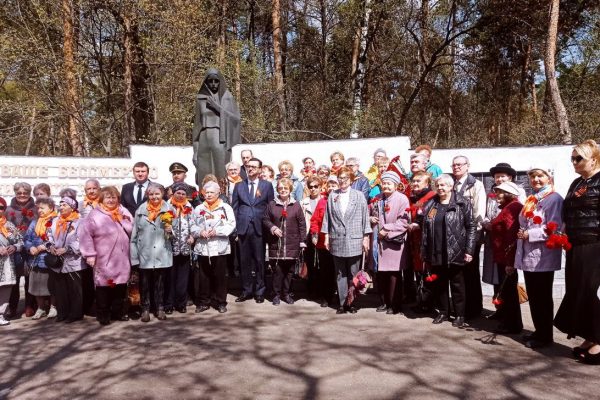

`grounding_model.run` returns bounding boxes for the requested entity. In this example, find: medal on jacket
[427,208,437,219]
